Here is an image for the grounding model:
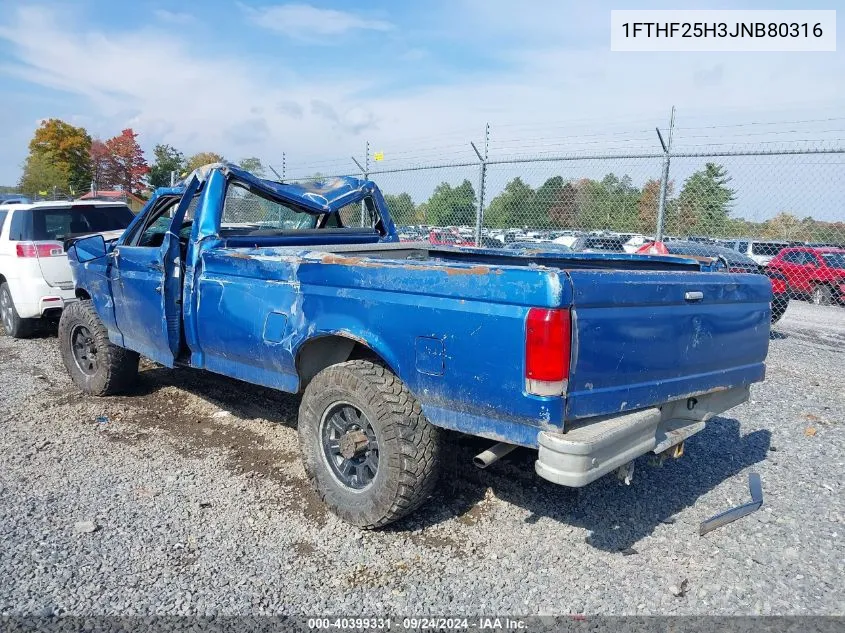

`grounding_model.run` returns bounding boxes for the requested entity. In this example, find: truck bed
[193,241,770,443]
